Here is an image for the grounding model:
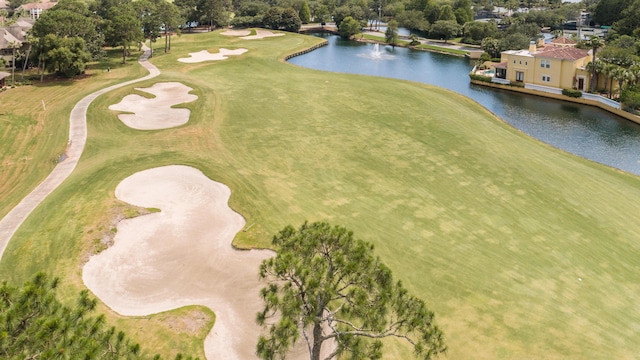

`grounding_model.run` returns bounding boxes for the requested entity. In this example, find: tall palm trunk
[21,44,31,82]
[11,46,16,86]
